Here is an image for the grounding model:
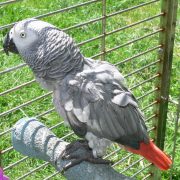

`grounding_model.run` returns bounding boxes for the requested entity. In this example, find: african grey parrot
[3,18,171,170]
